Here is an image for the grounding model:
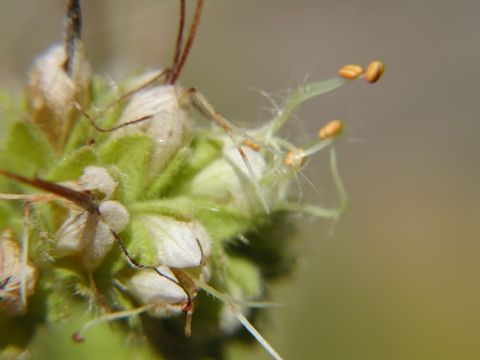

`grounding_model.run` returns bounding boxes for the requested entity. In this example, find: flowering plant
[0,1,383,359]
